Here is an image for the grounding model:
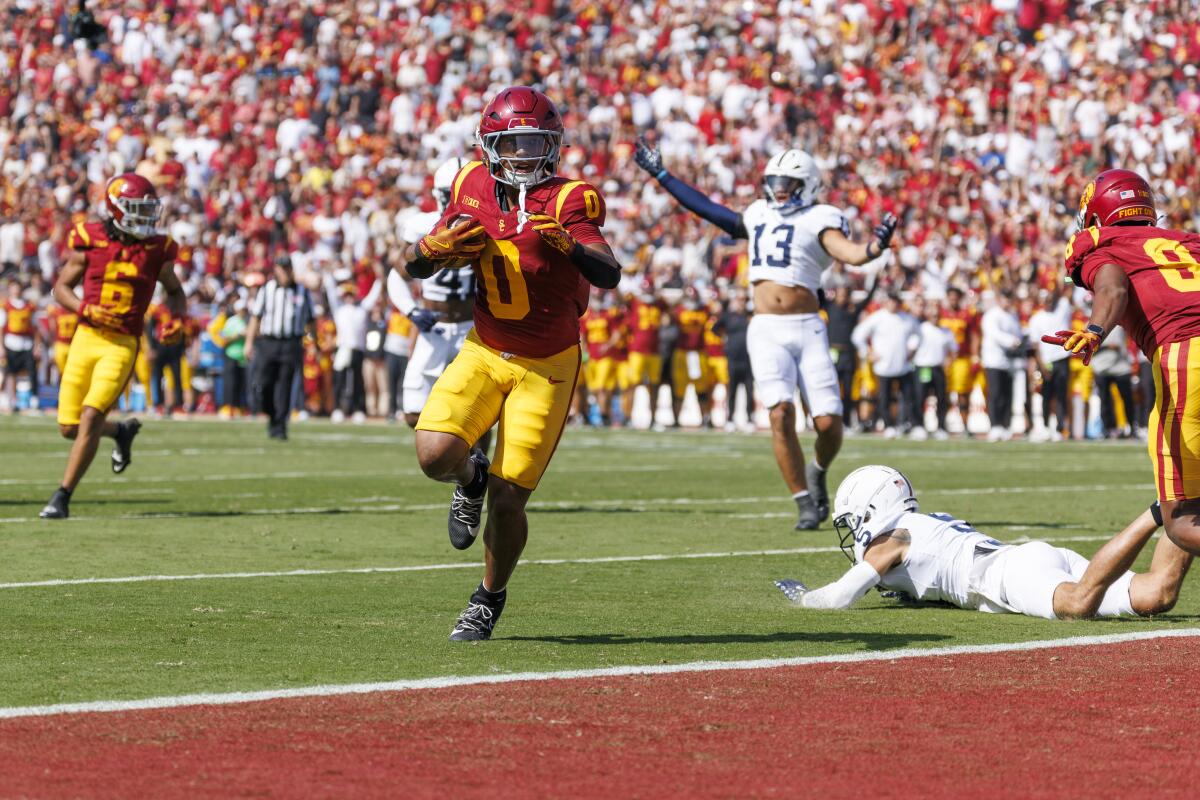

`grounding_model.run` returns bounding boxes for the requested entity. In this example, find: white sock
[811,460,827,473]
[792,490,810,500]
